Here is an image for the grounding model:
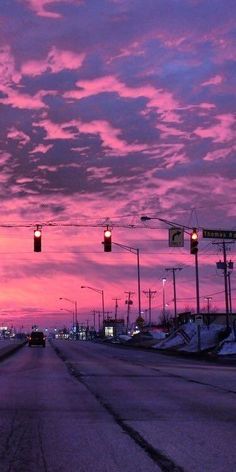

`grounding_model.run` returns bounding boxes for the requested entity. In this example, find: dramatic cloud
[0,0,235,328]
[23,0,65,18]
[21,47,85,77]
